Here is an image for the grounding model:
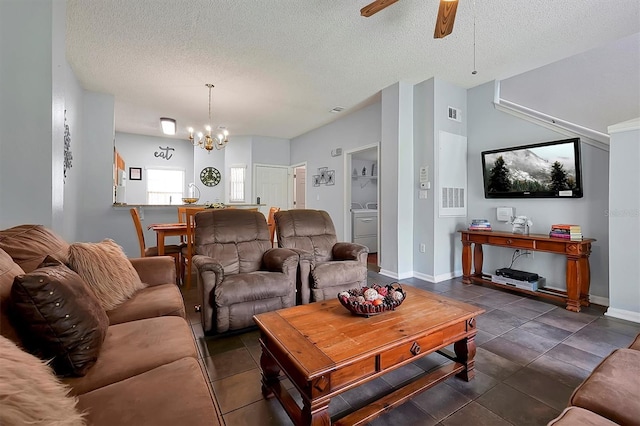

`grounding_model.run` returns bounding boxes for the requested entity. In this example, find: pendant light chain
[472,0,477,75]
